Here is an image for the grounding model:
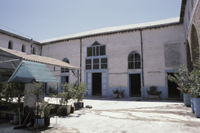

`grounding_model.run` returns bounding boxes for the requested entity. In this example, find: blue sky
[0,0,182,41]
